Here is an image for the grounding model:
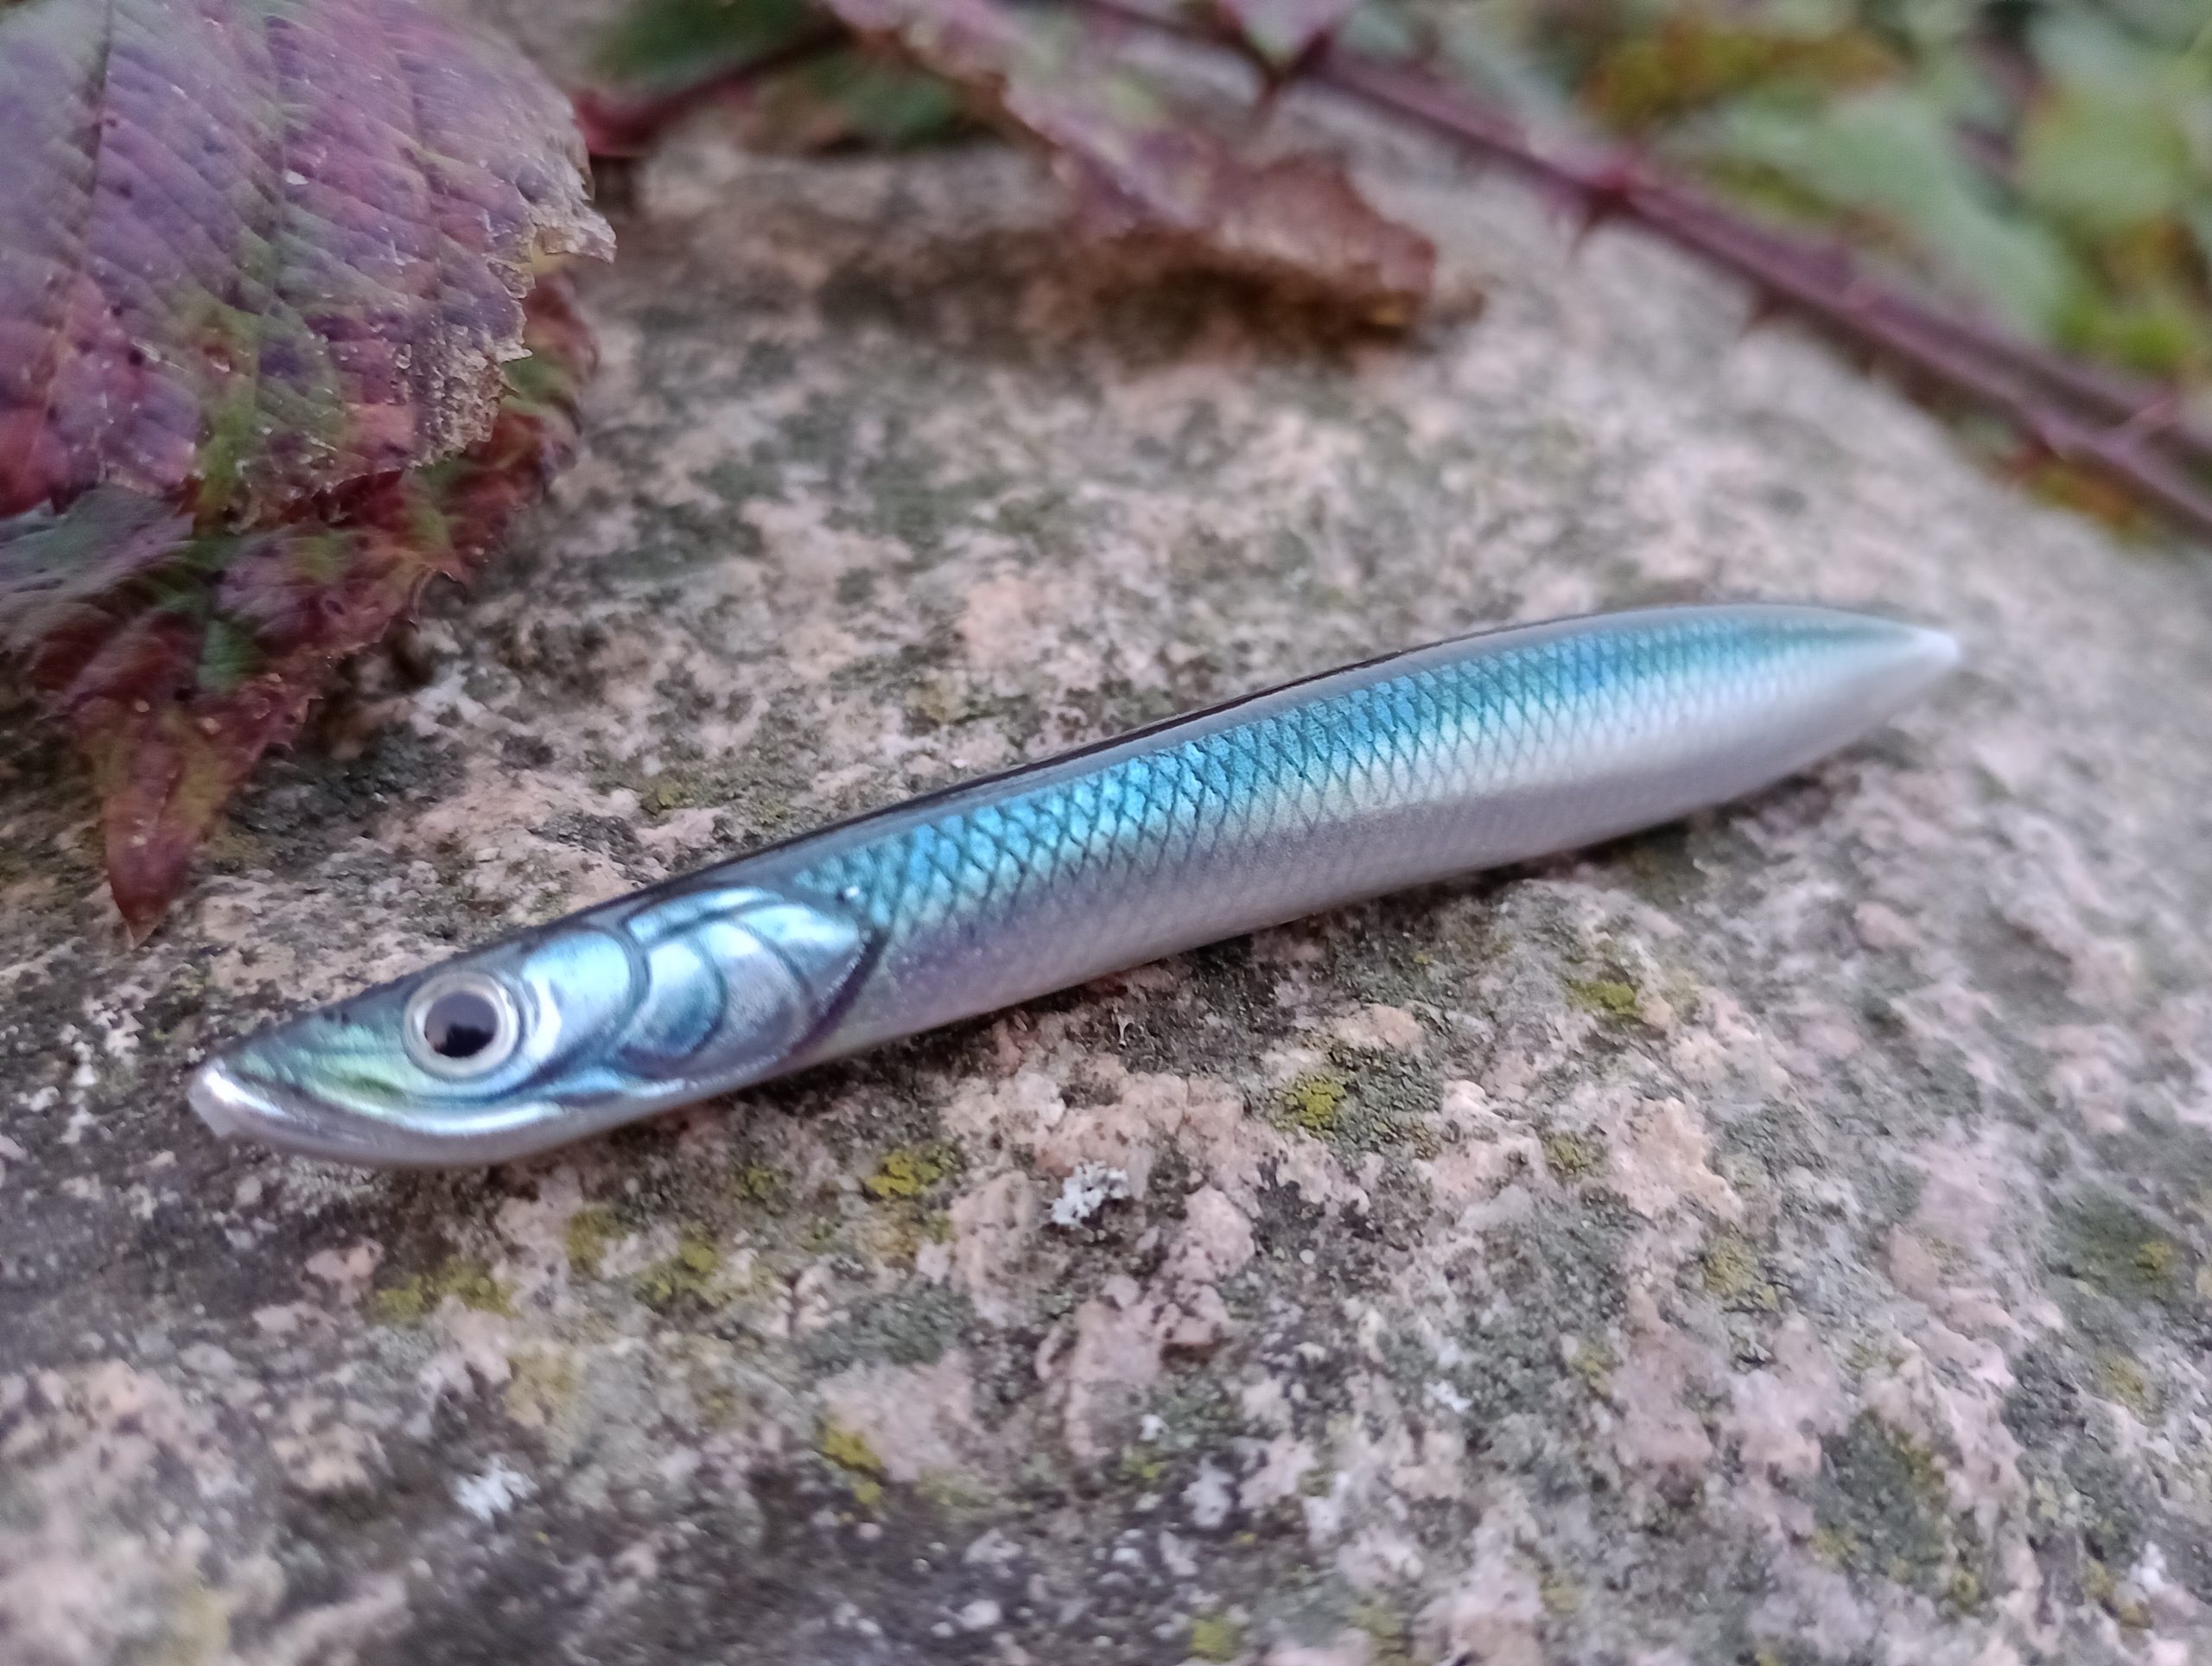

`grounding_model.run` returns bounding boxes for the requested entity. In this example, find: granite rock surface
[7,49,2212,1666]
